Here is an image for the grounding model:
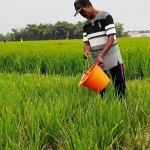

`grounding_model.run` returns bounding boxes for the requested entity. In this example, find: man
[74,0,126,98]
